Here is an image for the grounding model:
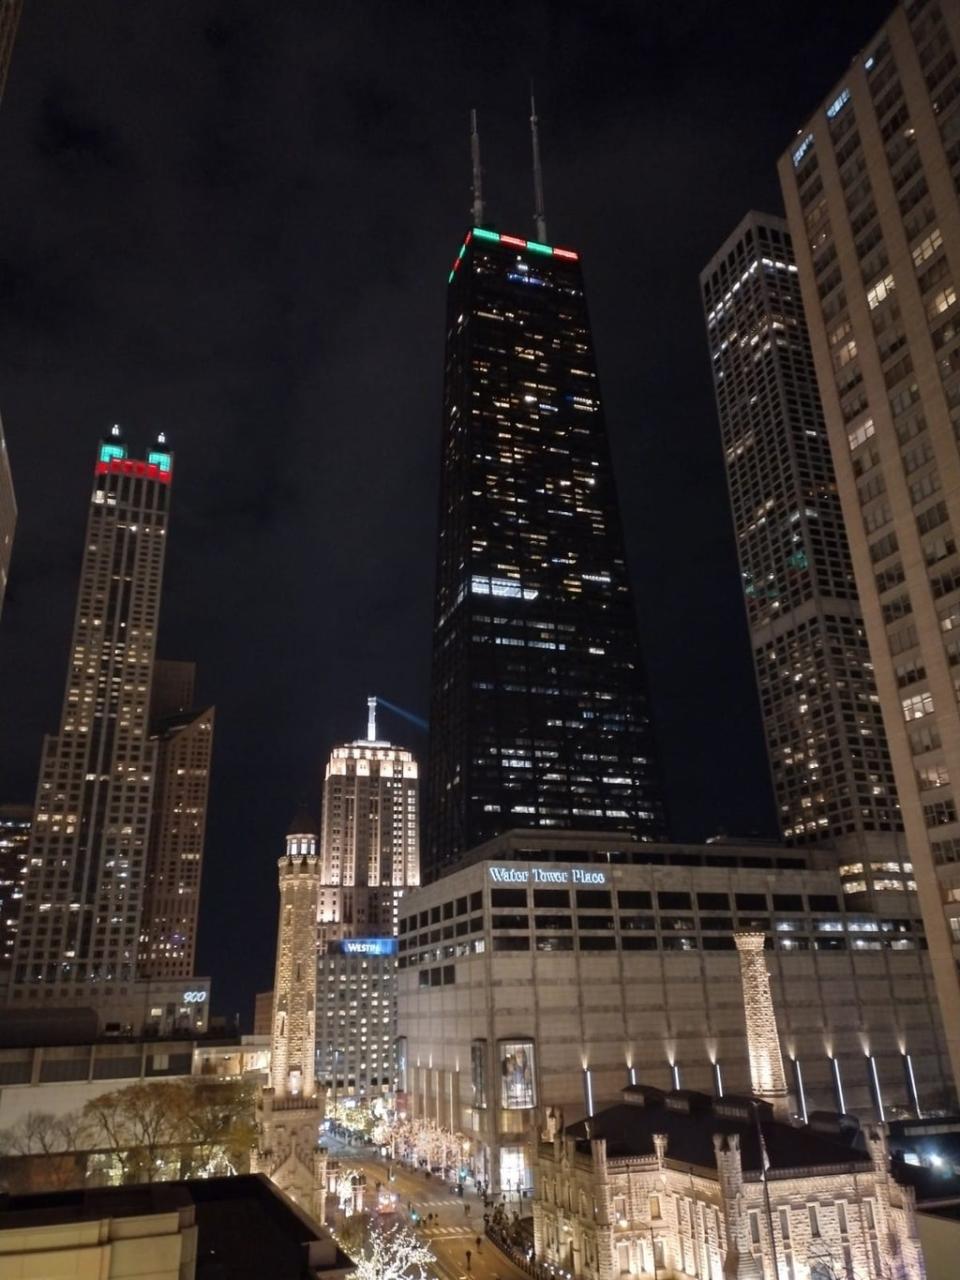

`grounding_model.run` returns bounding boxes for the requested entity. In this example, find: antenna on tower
[470,108,485,227]
[529,83,547,243]
[367,696,377,743]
